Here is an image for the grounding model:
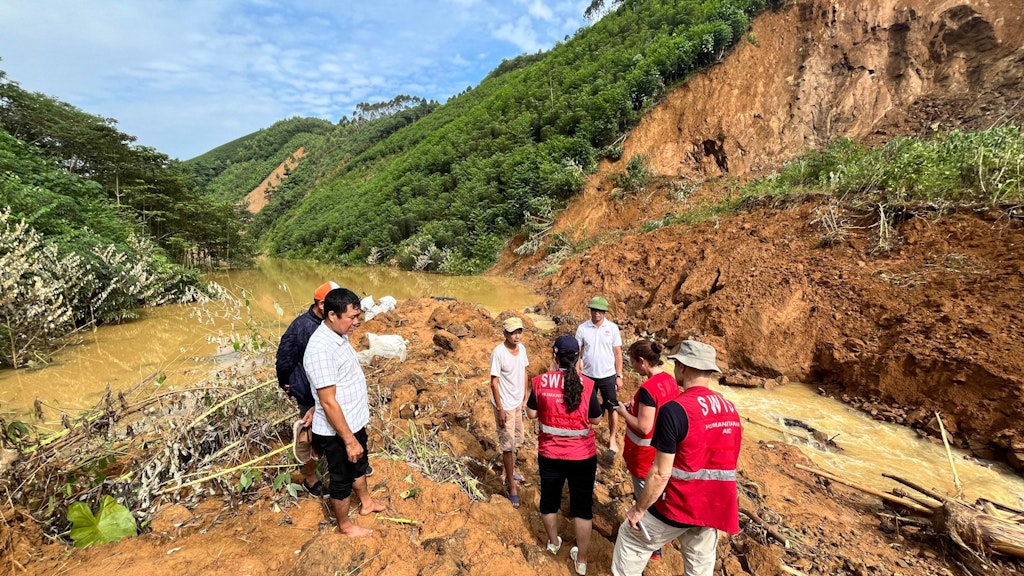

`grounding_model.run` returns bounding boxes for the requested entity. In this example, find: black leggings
[538,454,598,520]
